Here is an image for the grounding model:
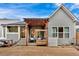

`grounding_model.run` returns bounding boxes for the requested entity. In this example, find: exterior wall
[0,19,19,39]
[16,26,26,46]
[0,26,3,37]
[0,19,18,25]
[0,26,6,38]
[48,9,75,46]
[4,25,27,45]
[5,25,20,43]
[7,34,19,42]
[16,38,26,46]
[74,21,76,45]
[0,19,26,45]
